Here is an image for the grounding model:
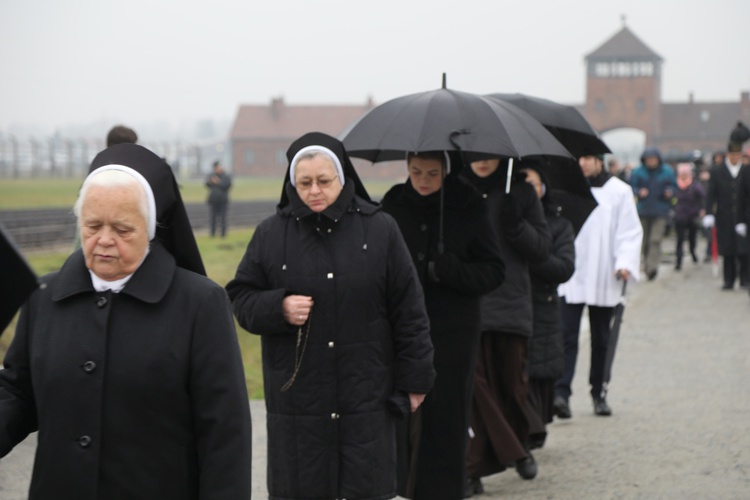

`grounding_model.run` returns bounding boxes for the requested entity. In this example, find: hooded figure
[0,149,252,499]
[227,132,435,500]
